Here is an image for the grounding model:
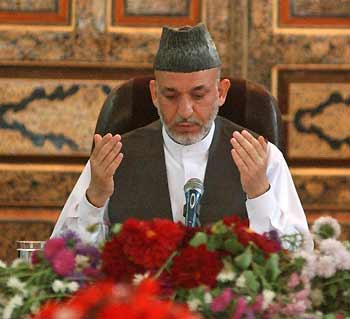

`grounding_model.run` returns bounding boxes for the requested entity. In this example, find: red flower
[34,280,199,319]
[223,215,248,228]
[235,226,281,254]
[253,233,281,254]
[118,218,185,268]
[101,236,144,282]
[32,301,61,319]
[171,245,223,288]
